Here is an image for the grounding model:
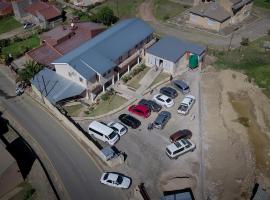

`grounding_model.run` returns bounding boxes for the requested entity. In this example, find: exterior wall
[189,13,222,31]
[220,18,230,29]
[145,52,175,74]
[54,63,88,88]
[11,0,37,20]
[231,2,253,24]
